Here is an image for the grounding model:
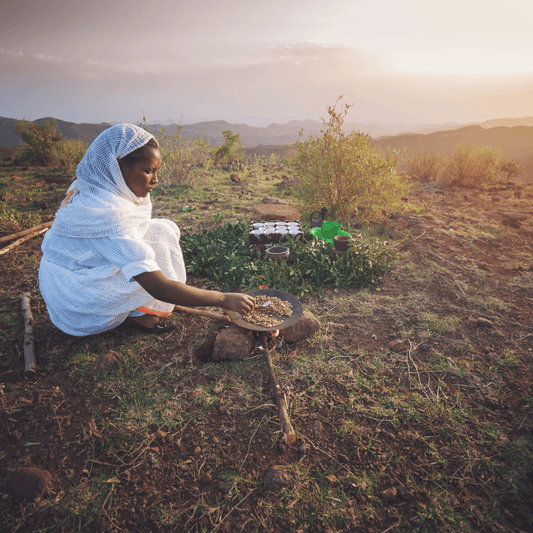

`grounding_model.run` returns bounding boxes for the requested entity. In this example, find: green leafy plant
[290,97,408,224]
[14,118,86,170]
[181,222,396,296]
[213,130,244,163]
